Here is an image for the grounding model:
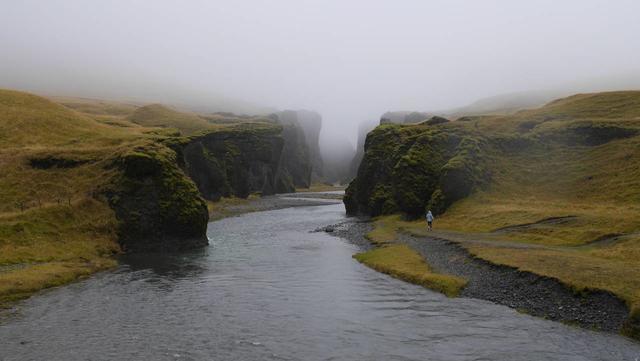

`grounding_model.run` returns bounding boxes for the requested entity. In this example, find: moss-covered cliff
[344,123,489,217]
[171,123,289,200]
[105,143,209,252]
